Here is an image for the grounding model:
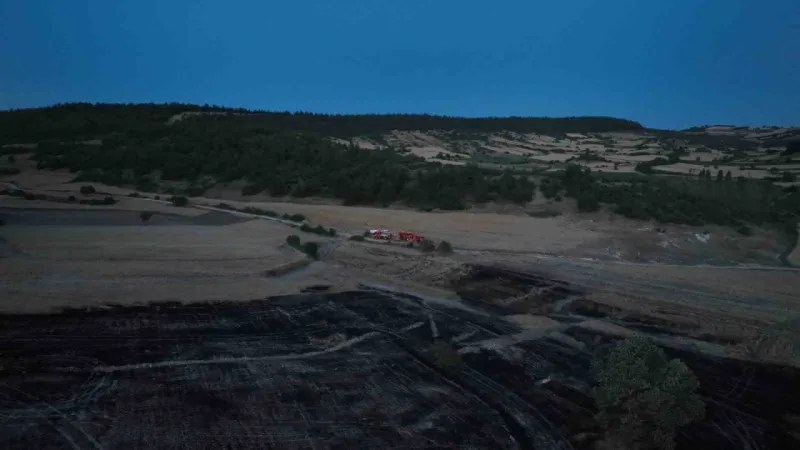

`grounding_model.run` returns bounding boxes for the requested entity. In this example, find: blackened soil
[0,287,798,449]
[451,264,583,314]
